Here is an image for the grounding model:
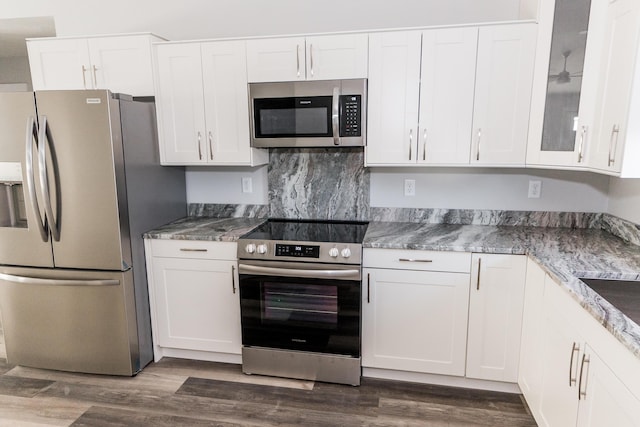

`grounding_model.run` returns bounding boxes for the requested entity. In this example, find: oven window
[262,282,338,327]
